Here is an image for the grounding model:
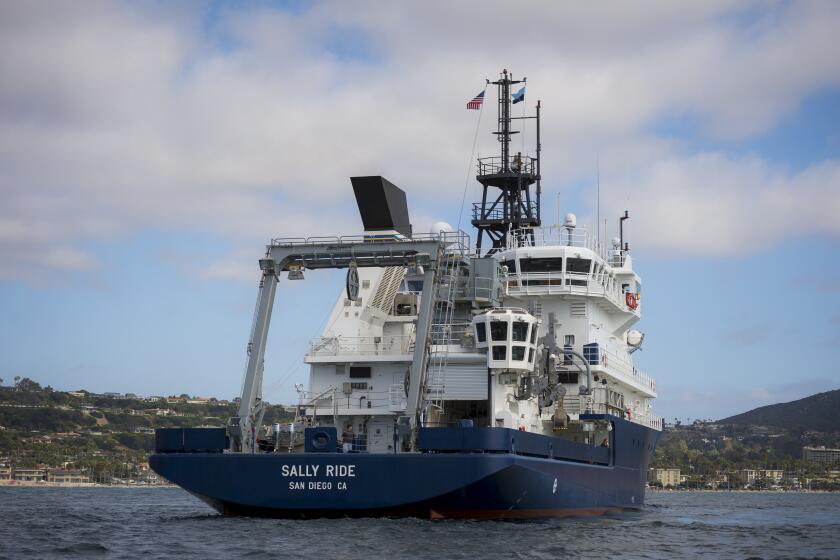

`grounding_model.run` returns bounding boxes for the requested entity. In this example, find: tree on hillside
[16,378,43,392]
